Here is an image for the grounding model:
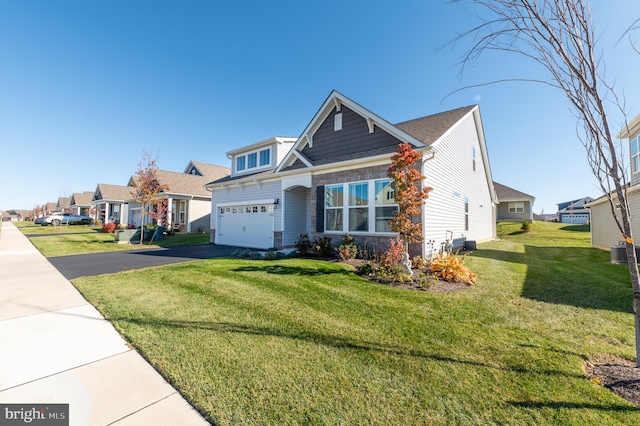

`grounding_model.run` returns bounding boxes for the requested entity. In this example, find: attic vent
[334,113,343,131]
